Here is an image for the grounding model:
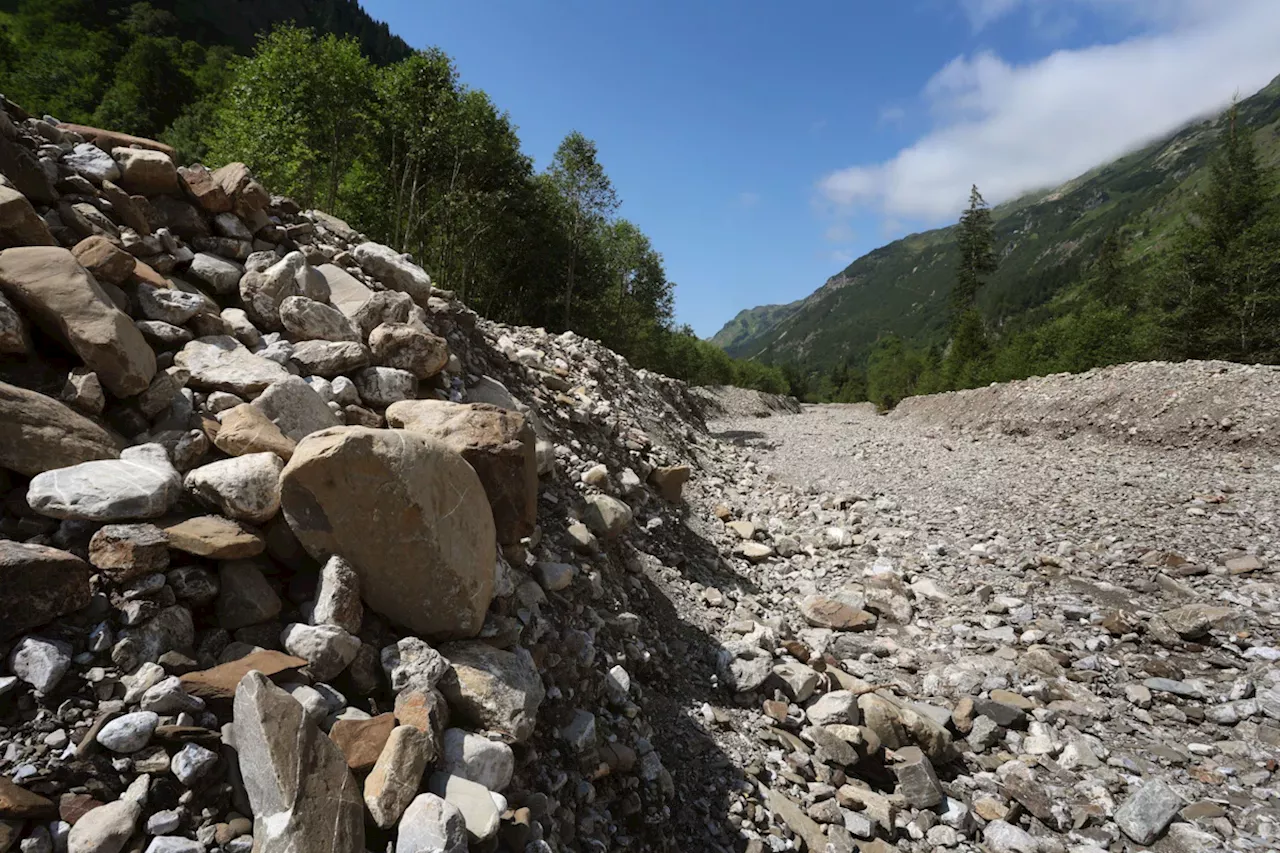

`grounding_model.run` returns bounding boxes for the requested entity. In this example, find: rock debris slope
[0,96,1276,853]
